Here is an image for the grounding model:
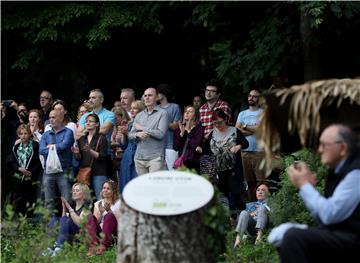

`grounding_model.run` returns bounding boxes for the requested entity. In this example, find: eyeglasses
[318,141,343,149]
[86,120,97,123]
[205,89,218,93]
[213,119,225,124]
[39,96,50,100]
